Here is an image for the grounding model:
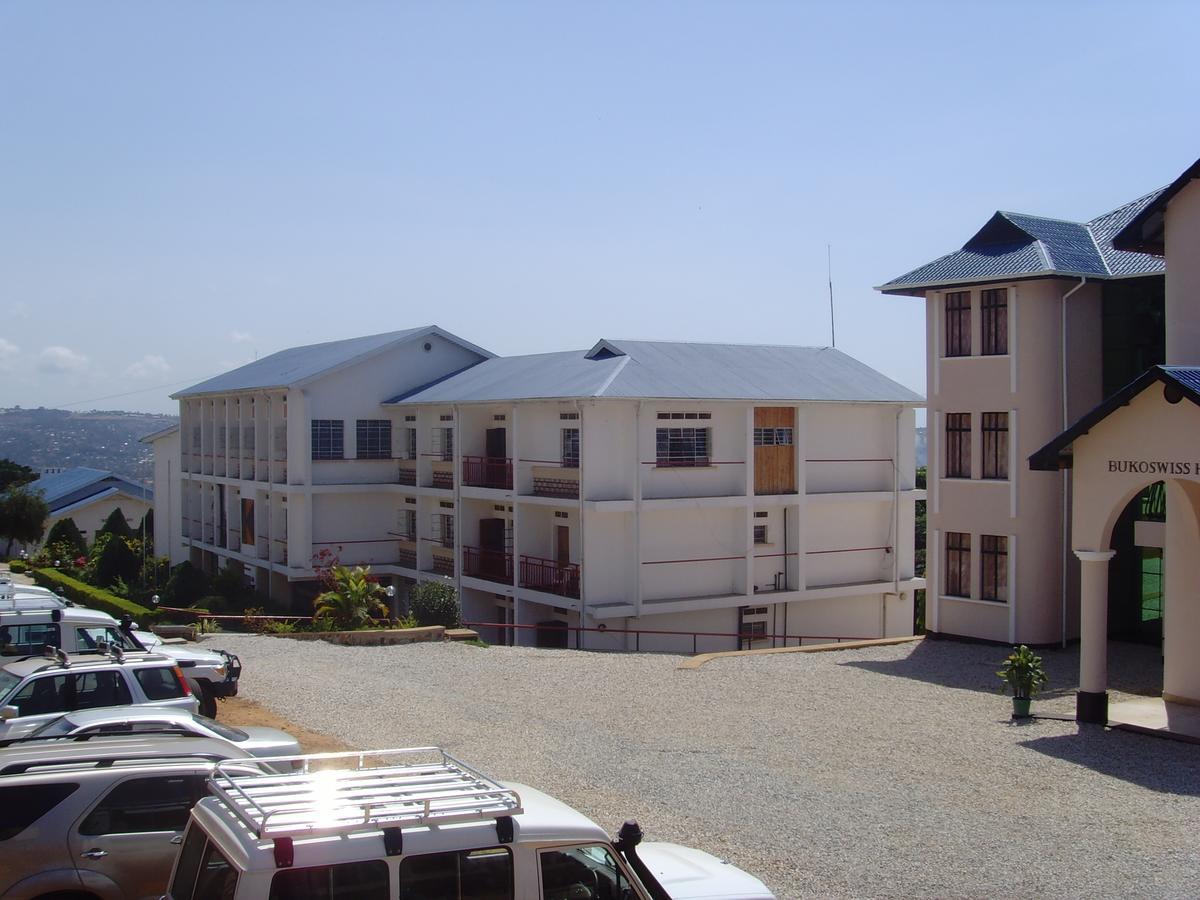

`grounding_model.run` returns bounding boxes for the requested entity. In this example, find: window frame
[981,412,1008,480]
[981,288,1008,355]
[655,426,711,468]
[561,428,580,469]
[945,413,971,479]
[310,419,345,461]
[980,535,1008,603]
[944,531,971,598]
[355,419,392,460]
[944,291,971,357]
